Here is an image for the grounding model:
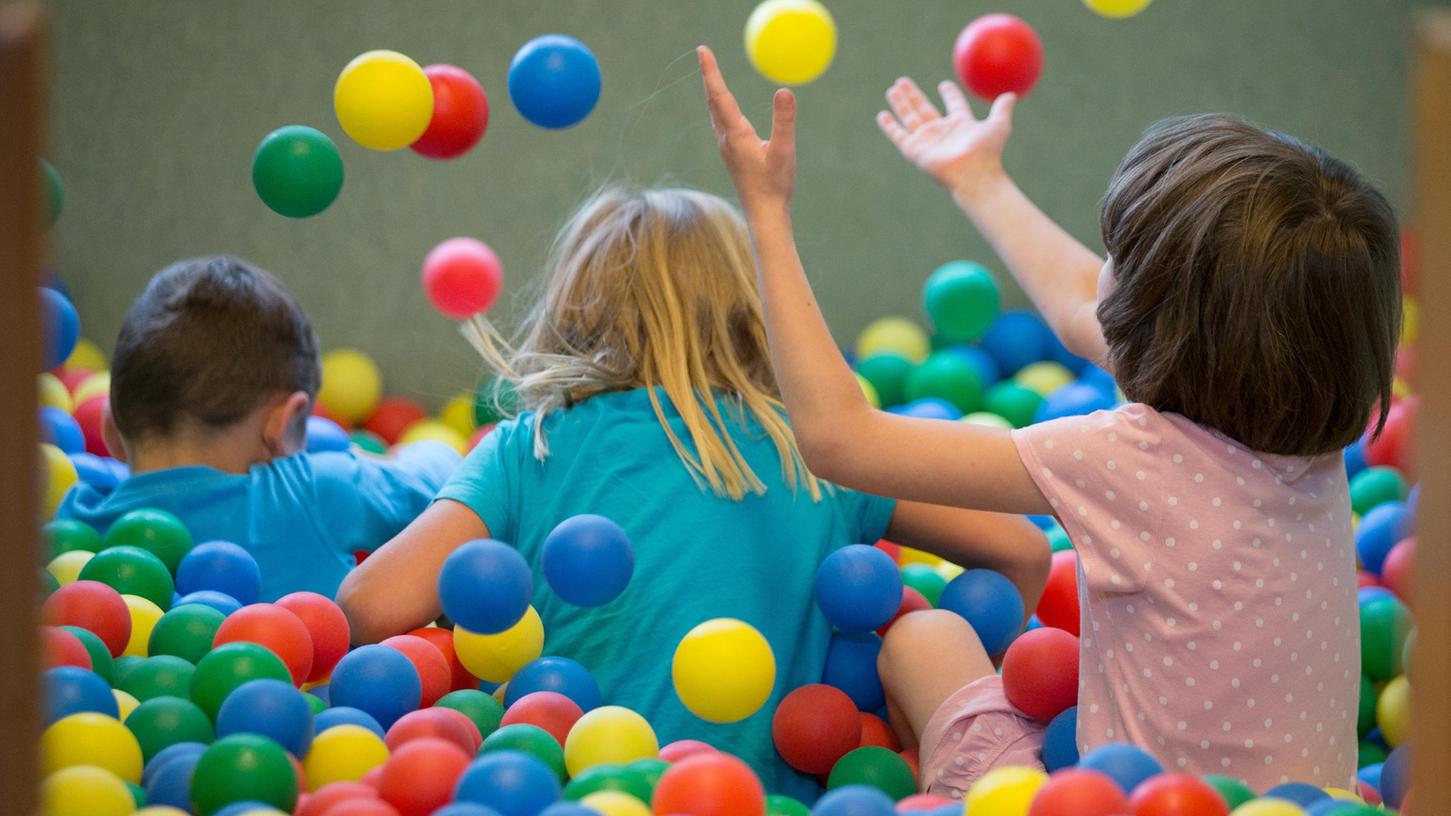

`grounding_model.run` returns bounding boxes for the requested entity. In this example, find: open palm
[878,78,1016,196]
